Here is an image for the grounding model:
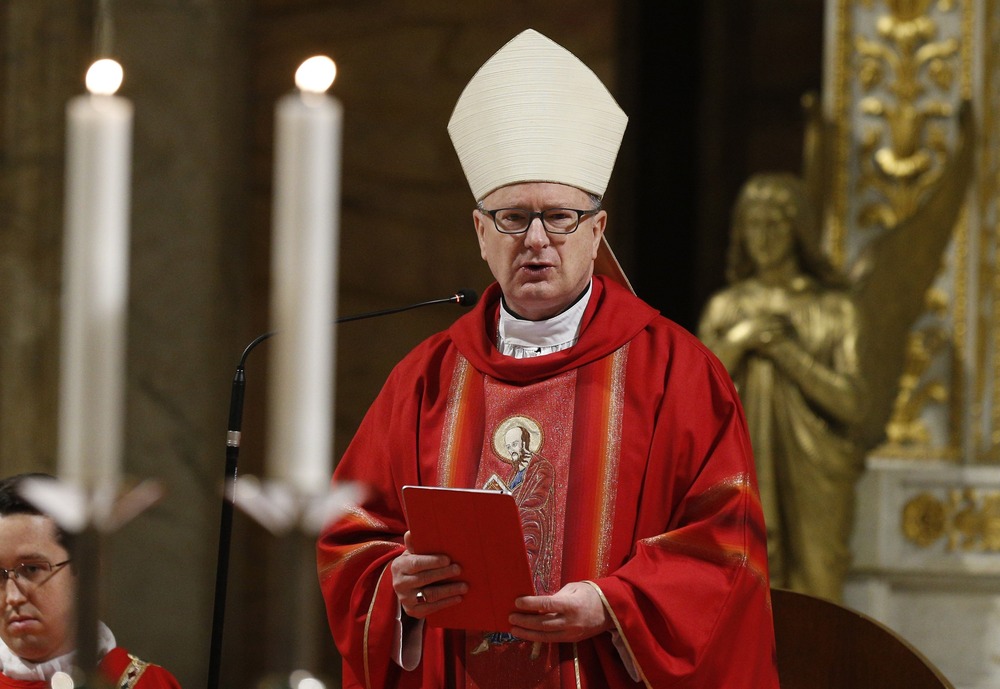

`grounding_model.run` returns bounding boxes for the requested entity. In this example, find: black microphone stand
[207,290,476,689]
